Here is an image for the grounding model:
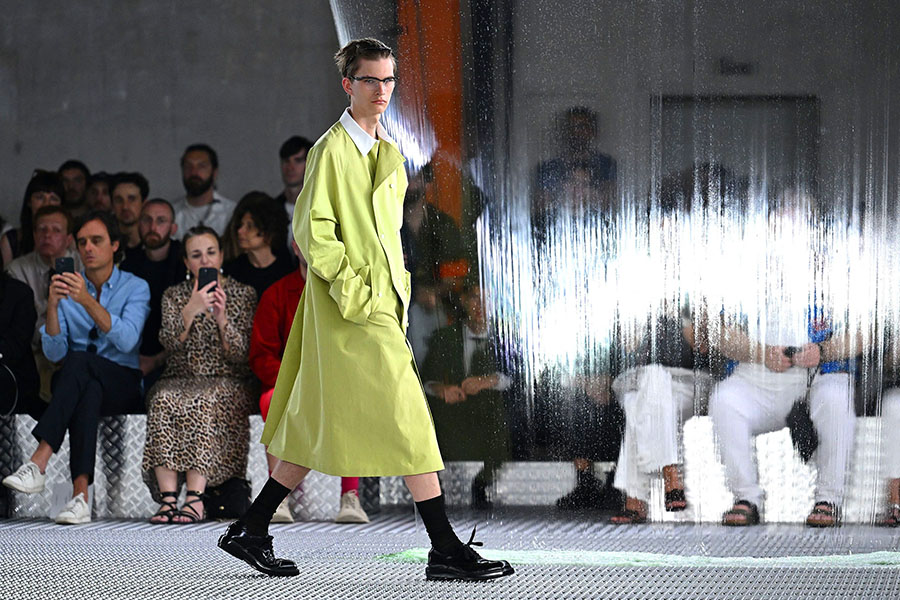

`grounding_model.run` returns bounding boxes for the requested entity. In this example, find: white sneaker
[335,490,369,524]
[271,497,294,523]
[2,462,46,494]
[55,493,91,524]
